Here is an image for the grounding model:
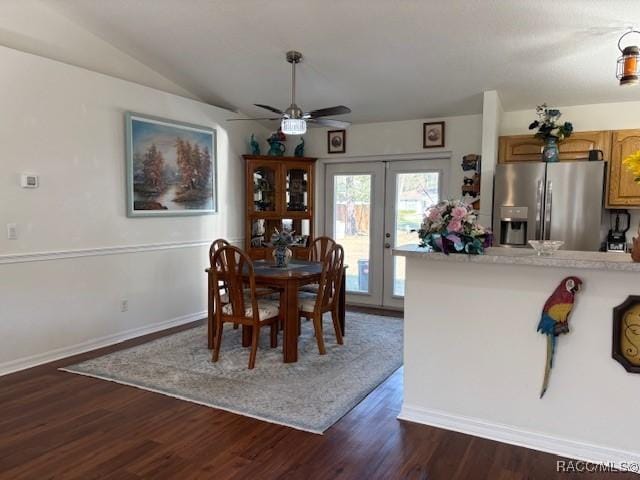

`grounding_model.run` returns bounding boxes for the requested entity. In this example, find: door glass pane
[286,167,309,212]
[252,166,276,212]
[333,174,371,293]
[394,172,440,296]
